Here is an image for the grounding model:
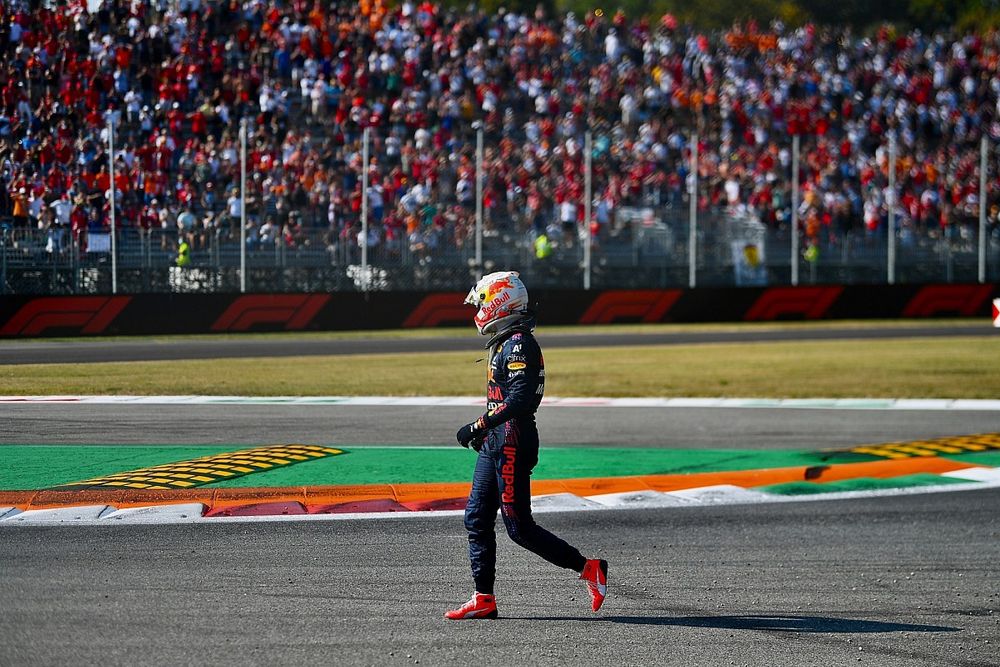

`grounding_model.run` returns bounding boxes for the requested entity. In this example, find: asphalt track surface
[2,403,999,666]
[3,403,1000,448]
[2,326,999,665]
[2,489,998,666]
[0,322,995,364]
